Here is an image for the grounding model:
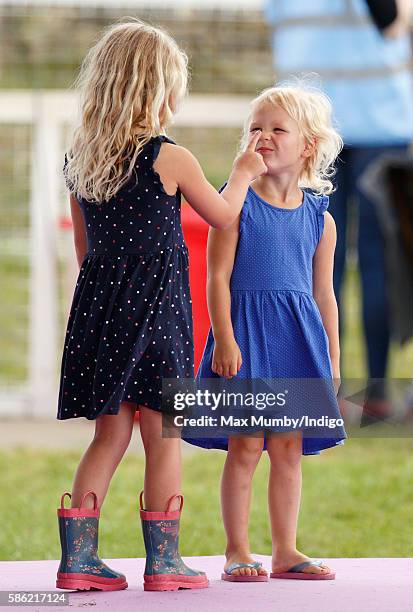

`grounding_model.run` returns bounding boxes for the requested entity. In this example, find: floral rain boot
[56,490,128,591]
[139,491,209,591]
